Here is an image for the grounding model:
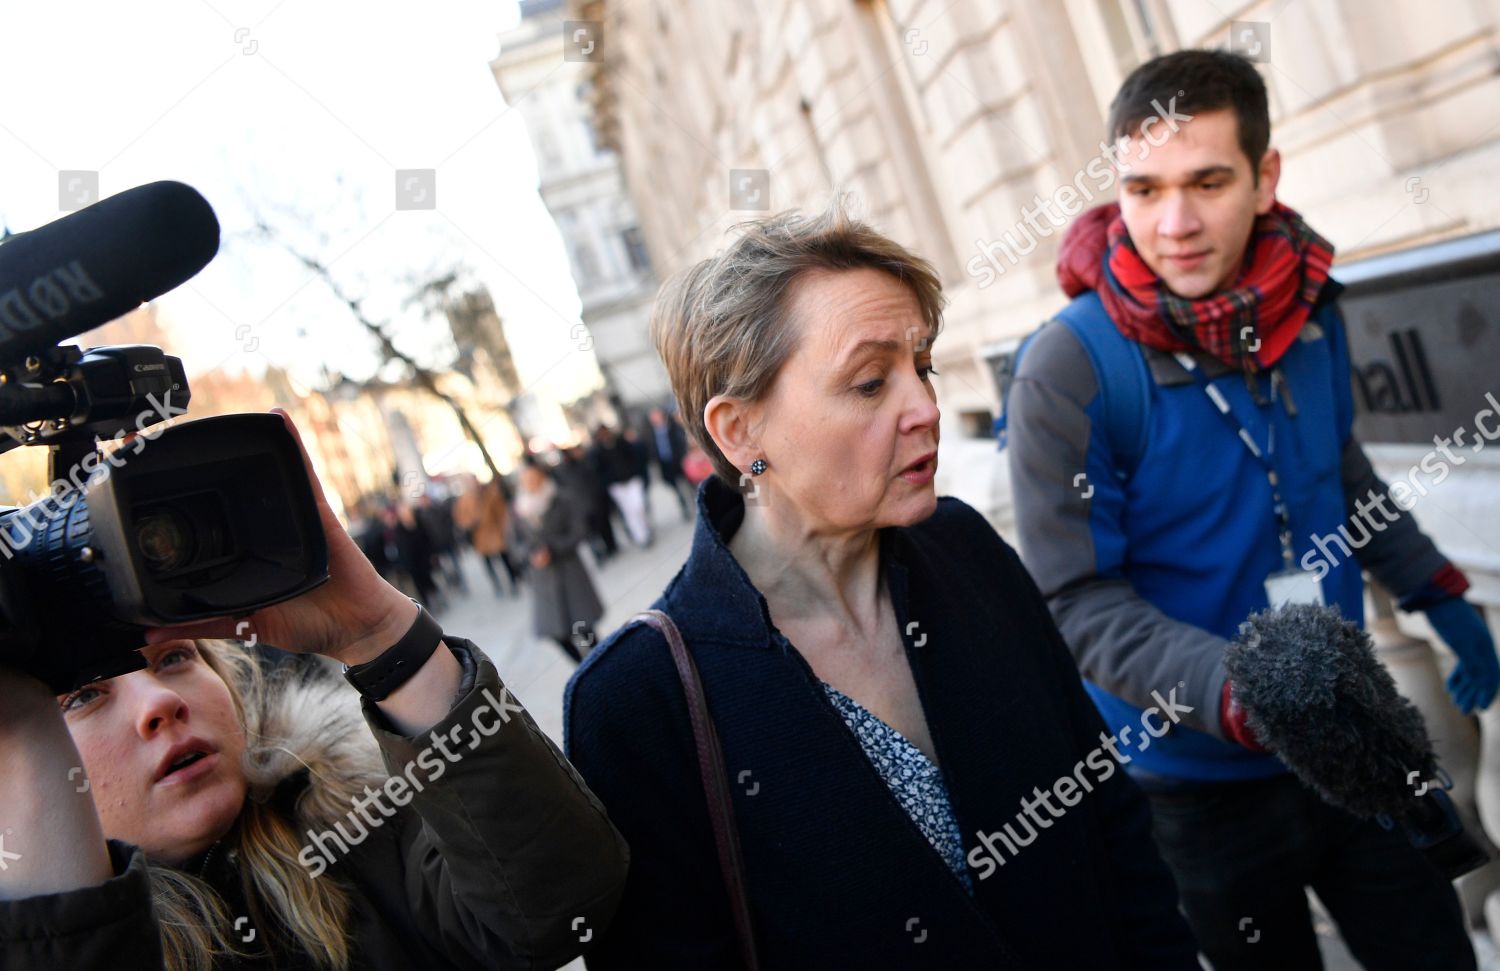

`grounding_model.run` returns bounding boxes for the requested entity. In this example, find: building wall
[491,0,671,409]
[576,0,1500,573]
